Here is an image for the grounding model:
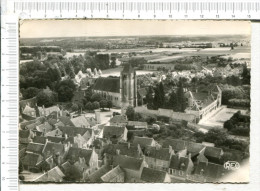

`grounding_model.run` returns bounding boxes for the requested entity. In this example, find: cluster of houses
[19,99,229,183]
